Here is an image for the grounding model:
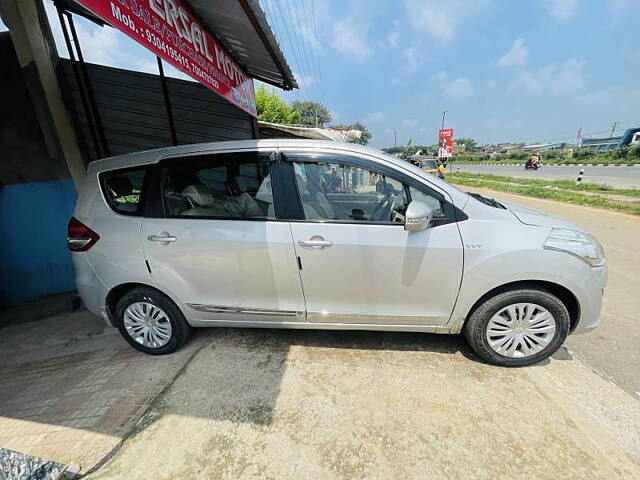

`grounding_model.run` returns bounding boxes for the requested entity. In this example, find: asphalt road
[88,194,640,479]
[454,163,640,189]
